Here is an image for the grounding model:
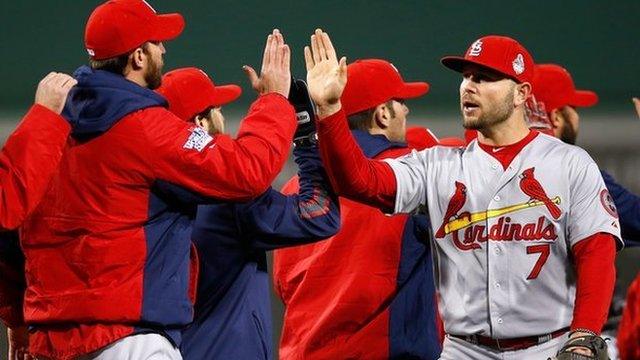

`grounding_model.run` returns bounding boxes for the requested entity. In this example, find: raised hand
[243,29,291,98]
[34,72,77,114]
[304,29,347,118]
